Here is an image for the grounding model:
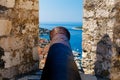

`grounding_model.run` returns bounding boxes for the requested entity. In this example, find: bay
[39,23,82,58]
